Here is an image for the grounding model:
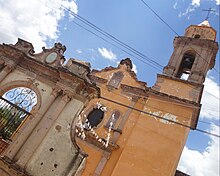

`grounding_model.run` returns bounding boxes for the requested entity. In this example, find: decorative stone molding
[14,38,35,55]
[119,58,133,70]
[51,87,62,97]
[120,84,146,97]
[90,75,108,84]
[0,156,30,176]
[174,37,218,51]
[75,126,119,152]
[62,91,74,103]
[43,42,66,55]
